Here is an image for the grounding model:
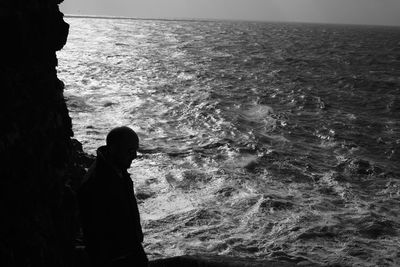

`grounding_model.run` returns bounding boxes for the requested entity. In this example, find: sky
[60,0,400,26]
